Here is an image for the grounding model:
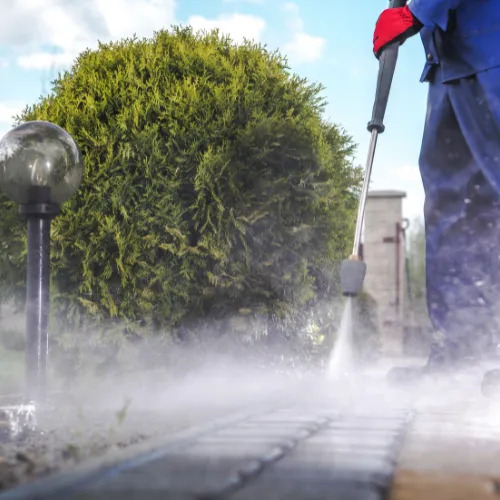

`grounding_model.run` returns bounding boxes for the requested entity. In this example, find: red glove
[373,5,422,58]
